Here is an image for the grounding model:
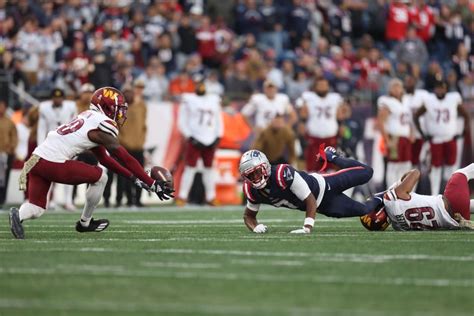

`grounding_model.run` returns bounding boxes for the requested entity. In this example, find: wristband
[304,217,315,227]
